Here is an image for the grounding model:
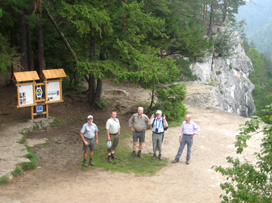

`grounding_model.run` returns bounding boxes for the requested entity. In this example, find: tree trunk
[45,7,78,61]
[94,78,102,104]
[87,32,102,109]
[88,74,96,108]
[26,24,34,71]
[147,88,155,114]
[222,0,228,24]
[18,11,29,71]
[37,13,46,75]
[207,4,214,38]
